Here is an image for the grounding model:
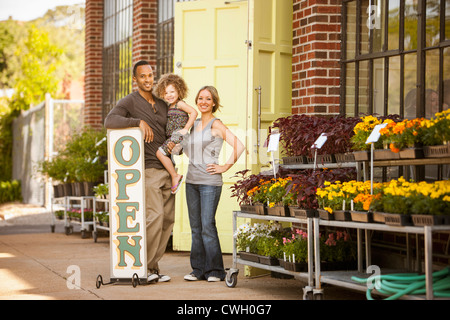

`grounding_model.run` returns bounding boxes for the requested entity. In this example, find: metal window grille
[341,0,450,119]
[102,0,133,119]
[156,0,193,80]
